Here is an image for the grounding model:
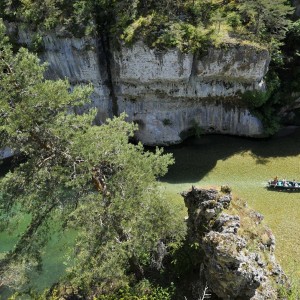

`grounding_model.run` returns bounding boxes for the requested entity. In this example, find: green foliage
[290,19,300,35]
[253,105,281,136]
[190,120,204,138]
[274,18,300,108]
[0,20,185,296]
[95,281,174,300]
[226,12,242,29]
[242,90,271,109]
[242,72,280,109]
[116,0,294,51]
[237,0,293,40]
[278,279,300,300]
[0,0,294,53]
[241,72,281,135]
[121,14,156,45]
[162,119,172,126]
[29,33,44,53]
